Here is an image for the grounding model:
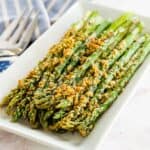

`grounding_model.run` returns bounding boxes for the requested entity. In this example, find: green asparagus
[35,13,133,111]
[1,11,149,137]
[77,35,150,136]
[5,11,101,115]
[49,28,143,131]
